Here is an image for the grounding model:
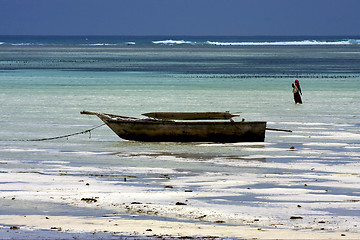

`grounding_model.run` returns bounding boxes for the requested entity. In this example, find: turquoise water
[0,37,359,230]
[0,39,359,171]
